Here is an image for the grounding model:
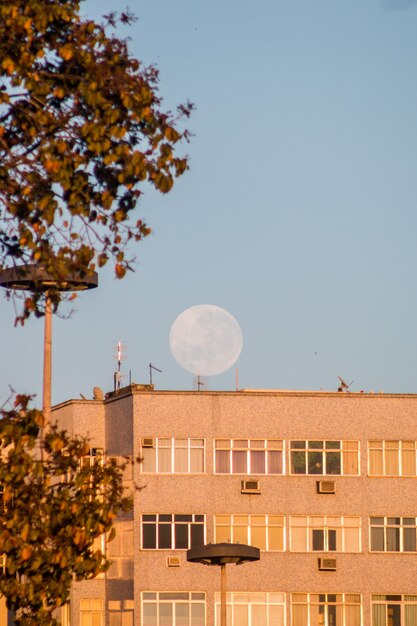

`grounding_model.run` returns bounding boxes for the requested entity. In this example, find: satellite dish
[169,304,243,376]
[93,386,104,401]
